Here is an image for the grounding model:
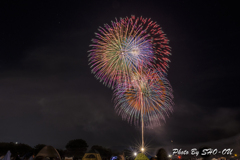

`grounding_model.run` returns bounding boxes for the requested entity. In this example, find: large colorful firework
[113,69,173,127]
[89,15,173,151]
[89,15,171,88]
